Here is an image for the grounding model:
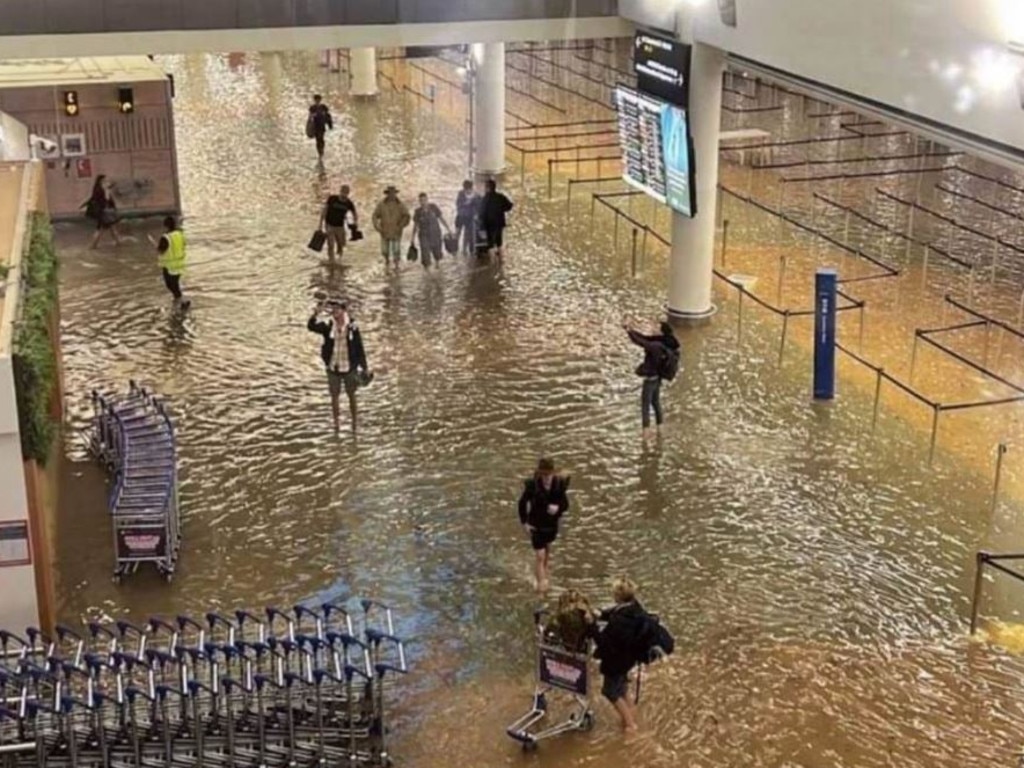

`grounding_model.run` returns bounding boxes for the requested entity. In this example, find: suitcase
[308,230,327,252]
